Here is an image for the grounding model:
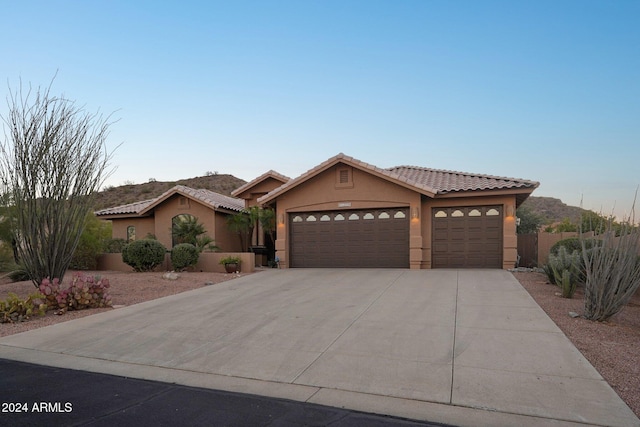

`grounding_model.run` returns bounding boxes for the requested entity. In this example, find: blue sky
[2,1,639,219]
